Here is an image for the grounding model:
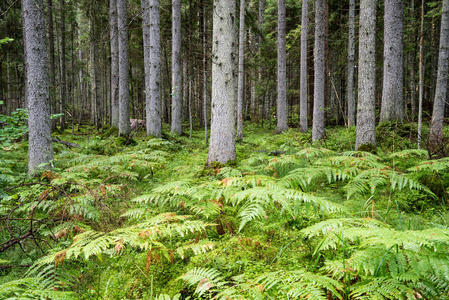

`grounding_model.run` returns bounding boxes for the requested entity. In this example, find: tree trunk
[379,0,404,123]
[46,0,56,131]
[171,0,182,135]
[207,0,236,164]
[276,0,287,133]
[117,0,130,136]
[59,0,67,130]
[147,0,162,138]
[417,0,424,149]
[347,0,356,127]
[237,0,245,141]
[110,0,119,129]
[300,0,308,132]
[355,0,377,150]
[22,0,54,176]
[429,0,449,150]
[312,0,325,141]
